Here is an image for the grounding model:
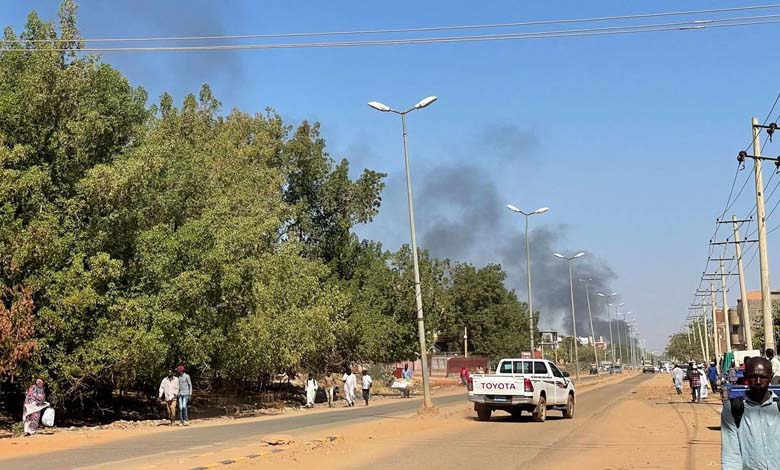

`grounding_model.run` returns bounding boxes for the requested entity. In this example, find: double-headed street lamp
[597,293,619,368]
[368,95,437,409]
[608,303,625,367]
[506,204,549,354]
[553,251,585,380]
[616,311,631,367]
[579,278,600,379]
